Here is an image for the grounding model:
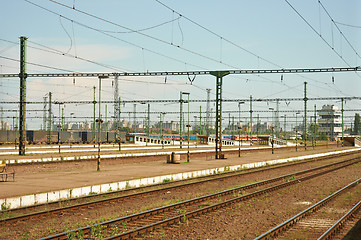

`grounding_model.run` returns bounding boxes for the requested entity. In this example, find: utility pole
[61,107,64,131]
[296,112,299,151]
[304,82,308,150]
[179,92,183,148]
[147,103,150,137]
[133,103,137,132]
[160,112,165,149]
[187,93,190,162]
[199,106,202,135]
[206,88,211,136]
[105,104,108,132]
[276,99,279,137]
[238,102,244,157]
[182,92,190,162]
[118,97,121,131]
[232,116,234,136]
[93,86,96,147]
[314,104,316,149]
[114,75,119,130]
[48,92,52,144]
[257,114,260,143]
[99,76,102,140]
[228,113,231,135]
[341,98,344,147]
[118,96,121,151]
[43,96,47,131]
[19,36,27,155]
[58,102,61,153]
[283,115,286,139]
[250,95,253,145]
[97,76,108,171]
[0,107,2,130]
